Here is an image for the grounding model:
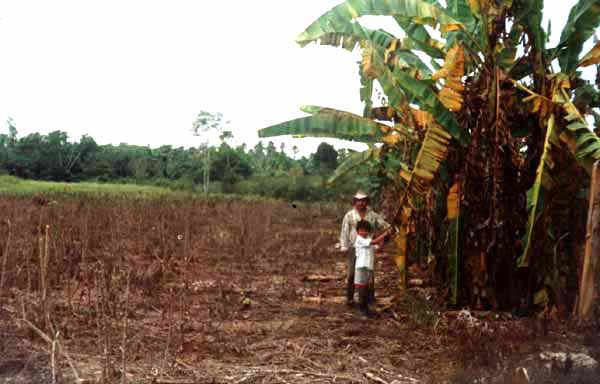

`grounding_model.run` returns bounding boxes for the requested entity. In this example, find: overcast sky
[0,0,590,156]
